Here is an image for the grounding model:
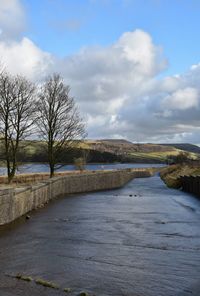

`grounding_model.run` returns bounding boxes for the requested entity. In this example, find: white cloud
[161,76,181,92]
[0,1,53,80]
[0,1,200,144]
[162,87,199,110]
[116,29,166,76]
[56,30,167,122]
[0,0,25,39]
[0,37,53,80]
